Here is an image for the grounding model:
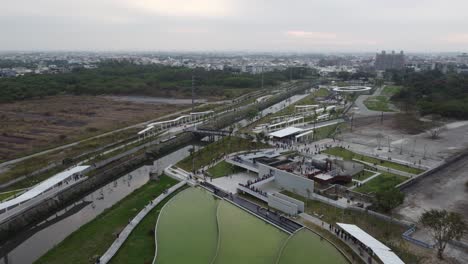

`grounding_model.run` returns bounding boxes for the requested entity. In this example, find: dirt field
[340,115,468,165]
[0,95,188,161]
[396,156,468,223]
